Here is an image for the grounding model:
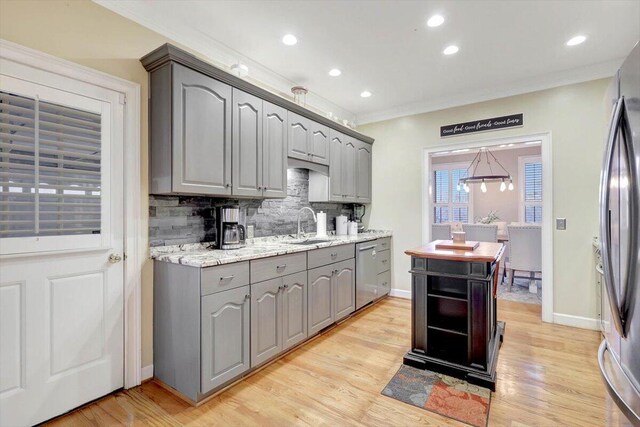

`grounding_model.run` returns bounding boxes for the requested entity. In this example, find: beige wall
[432,145,542,223]
[360,78,610,322]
